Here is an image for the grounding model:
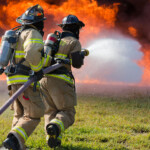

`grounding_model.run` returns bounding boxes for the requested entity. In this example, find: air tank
[44,32,58,56]
[0,30,17,68]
